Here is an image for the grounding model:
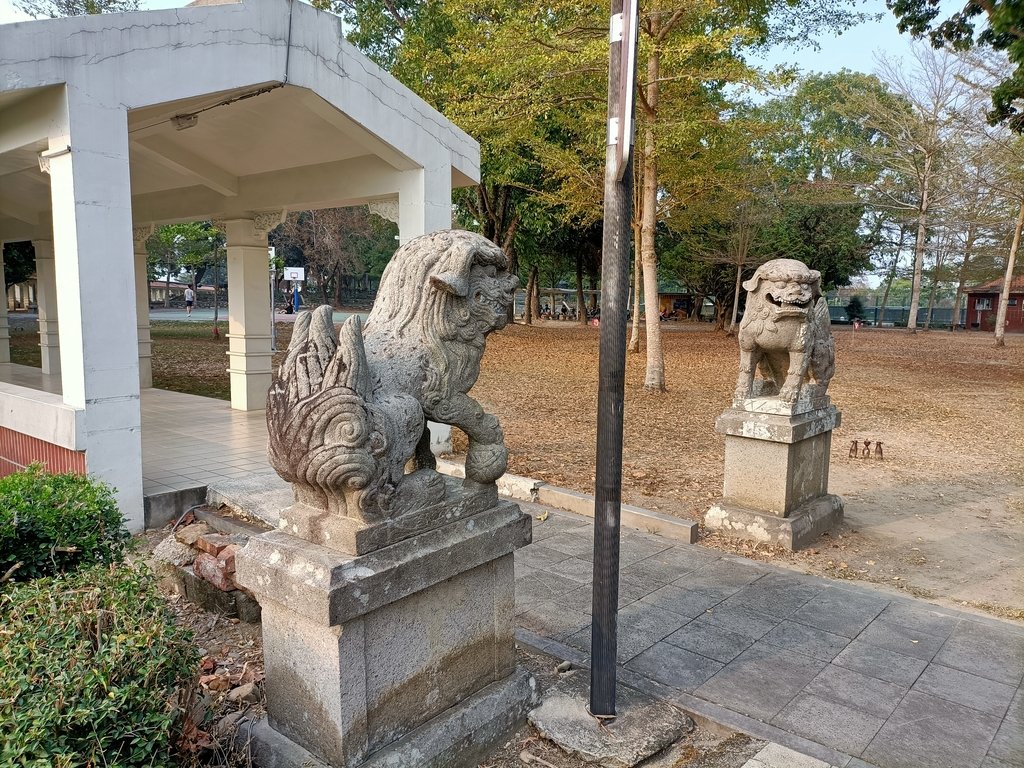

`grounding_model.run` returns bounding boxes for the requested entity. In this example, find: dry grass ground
[9,317,1021,618]
[475,322,1024,619]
